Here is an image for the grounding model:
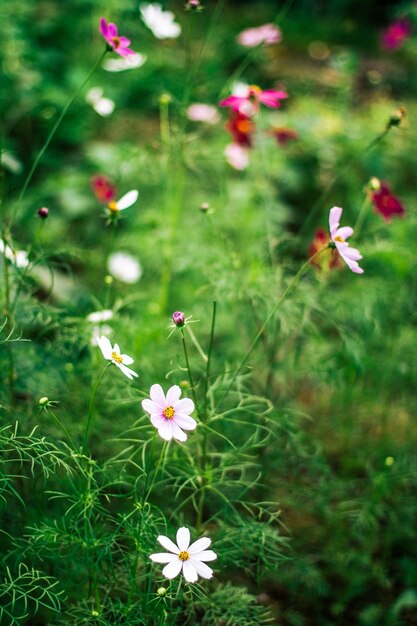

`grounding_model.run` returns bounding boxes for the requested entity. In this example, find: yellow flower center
[111,351,123,364]
[249,84,262,96]
[178,551,190,561]
[111,36,121,49]
[108,201,119,212]
[163,406,175,419]
[334,236,344,242]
